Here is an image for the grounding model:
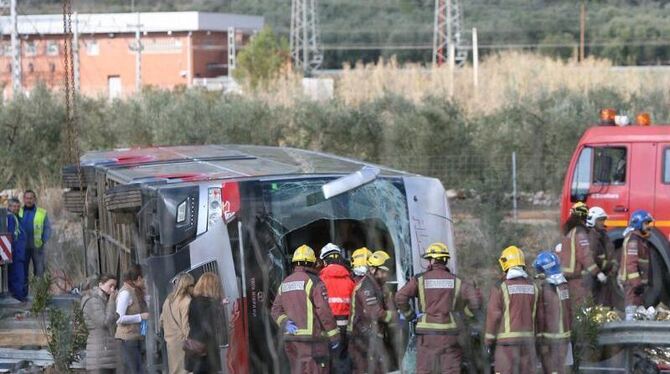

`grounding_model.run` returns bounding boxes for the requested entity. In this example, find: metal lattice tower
[290,0,323,76]
[433,0,467,66]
